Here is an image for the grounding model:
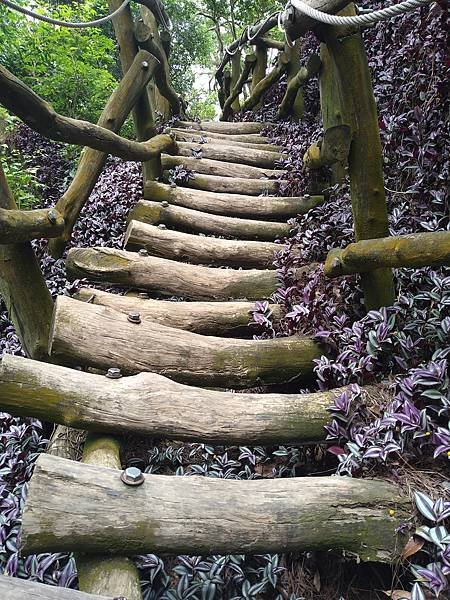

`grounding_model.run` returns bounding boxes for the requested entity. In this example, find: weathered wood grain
[0,354,359,443]
[162,154,284,179]
[174,120,266,134]
[128,200,290,241]
[0,575,113,600]
[49,296,321,386]
[170,129,280,151]
[21,453,409,562]
[170,127,270,144]
[0,206,64,244]
[124,220,280,268]
[163,171,279,195]
[176,141,284,168]
[74,287,279,336]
